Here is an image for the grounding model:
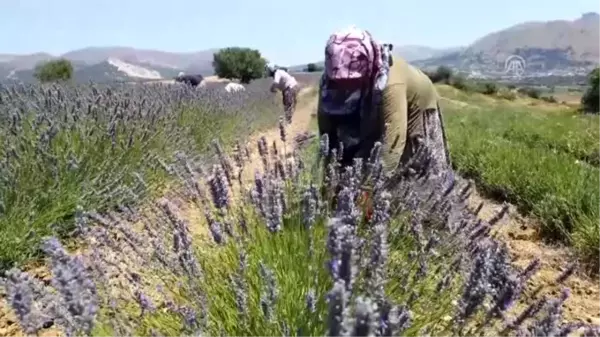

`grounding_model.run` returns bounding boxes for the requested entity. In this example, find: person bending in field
[267,64,299,123]
[317,25,452,178]
[175,72,205,87]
